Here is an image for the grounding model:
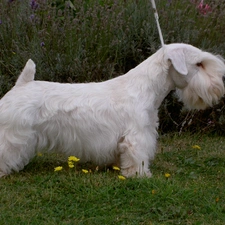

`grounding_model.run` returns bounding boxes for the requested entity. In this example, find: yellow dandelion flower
[37,152,43,157]
[68,162,75,168]
[113,166,120,171]
[216,197,219,203]
[151,189,156,194]
[82,169,89,174]
[54,166,63,172]
[68,156,80,162]
[165,173,171,178]
[192,145,201,150]
[118,175,126,180]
